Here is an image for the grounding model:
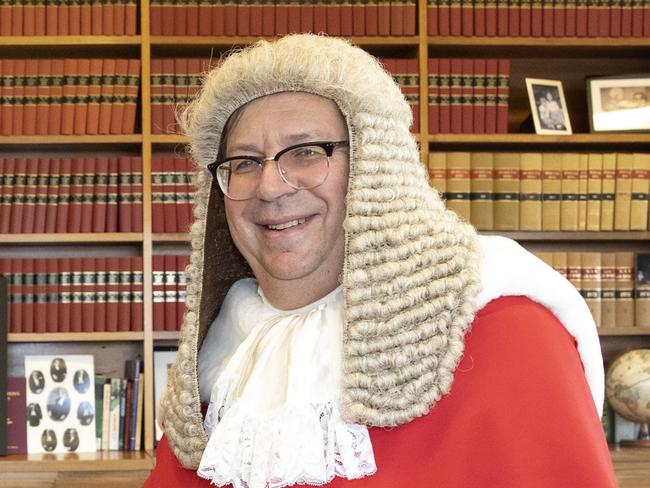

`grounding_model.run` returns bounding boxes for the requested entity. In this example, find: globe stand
[620,423,650,448]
